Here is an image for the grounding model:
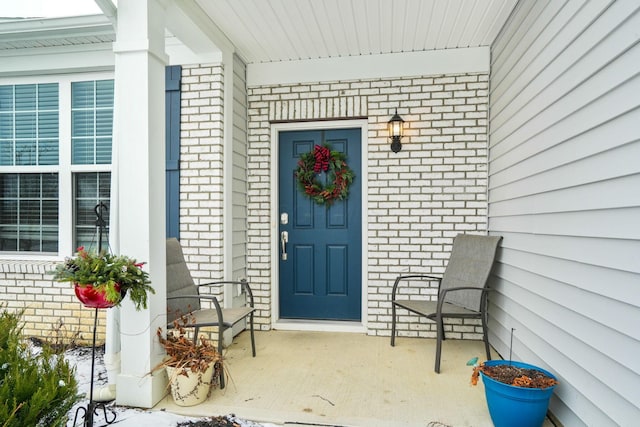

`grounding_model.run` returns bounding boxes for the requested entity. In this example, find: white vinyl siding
[232,53,248,280]
[488,1,640,426]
